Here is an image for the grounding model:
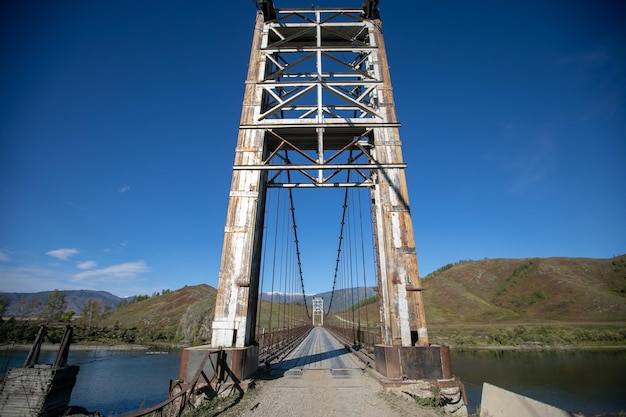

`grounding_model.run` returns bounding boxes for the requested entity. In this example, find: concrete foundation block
[180,345,258,384]
[480,382,571,417]
[374,344,452,380]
